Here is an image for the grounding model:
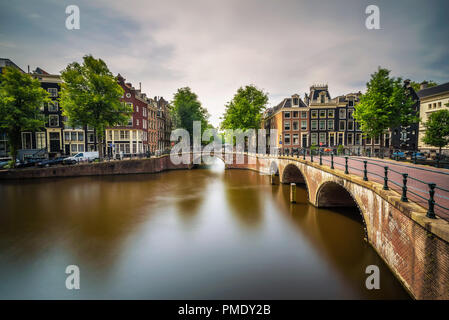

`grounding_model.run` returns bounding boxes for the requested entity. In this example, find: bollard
[401,173,408,202]
[311,151,314,163]
[383,167,389,190]
[319,151,322,165]
[331,153,334,170]
[363,161,368,181]
[290,183,296,203]
[345,156,349,174]
[303,149,306,160]
[426,183,436,219]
